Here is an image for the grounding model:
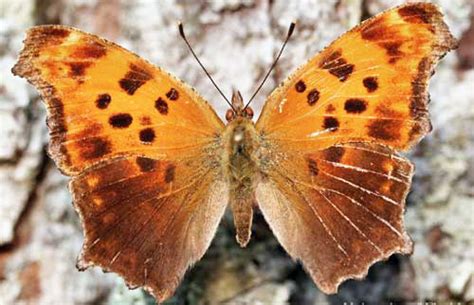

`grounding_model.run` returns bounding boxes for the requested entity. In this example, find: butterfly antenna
[178,23,235,111]
[243,22,295,110]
